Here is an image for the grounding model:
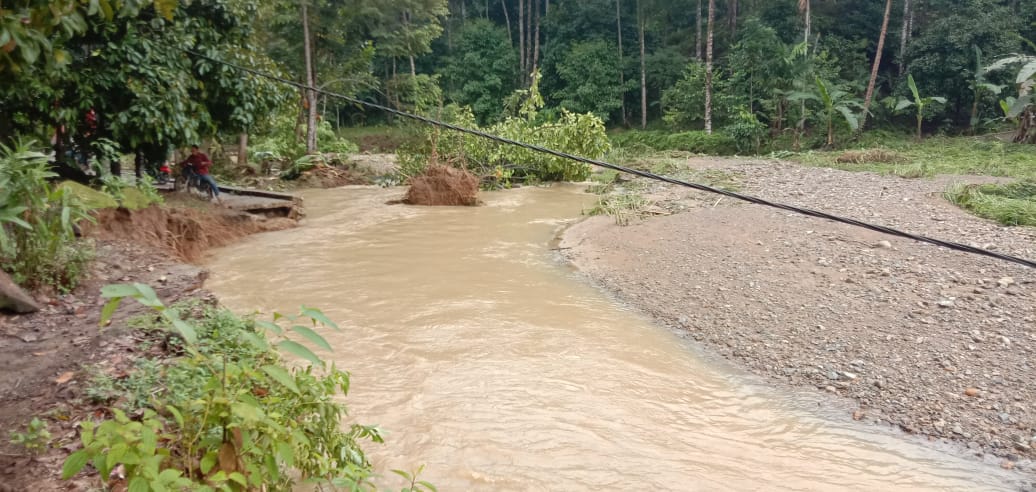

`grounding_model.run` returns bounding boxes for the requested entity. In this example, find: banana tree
[790,77,864,147]
[894,74,946,140]
[986,52,1036,143]
[969,46,1006,132]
